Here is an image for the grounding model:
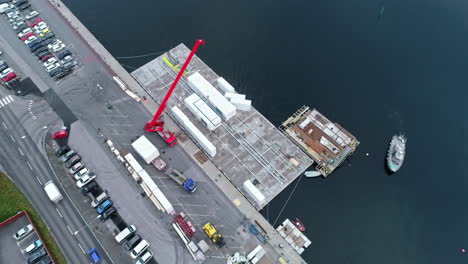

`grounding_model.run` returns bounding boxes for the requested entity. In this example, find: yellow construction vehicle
[203,222,225,248]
